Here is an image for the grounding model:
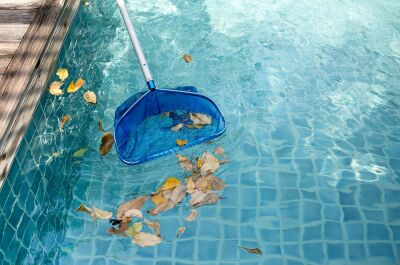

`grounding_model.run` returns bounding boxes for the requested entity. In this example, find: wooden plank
[0,0,80,187]
[0,0,43,10]
[0,9,37,24]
